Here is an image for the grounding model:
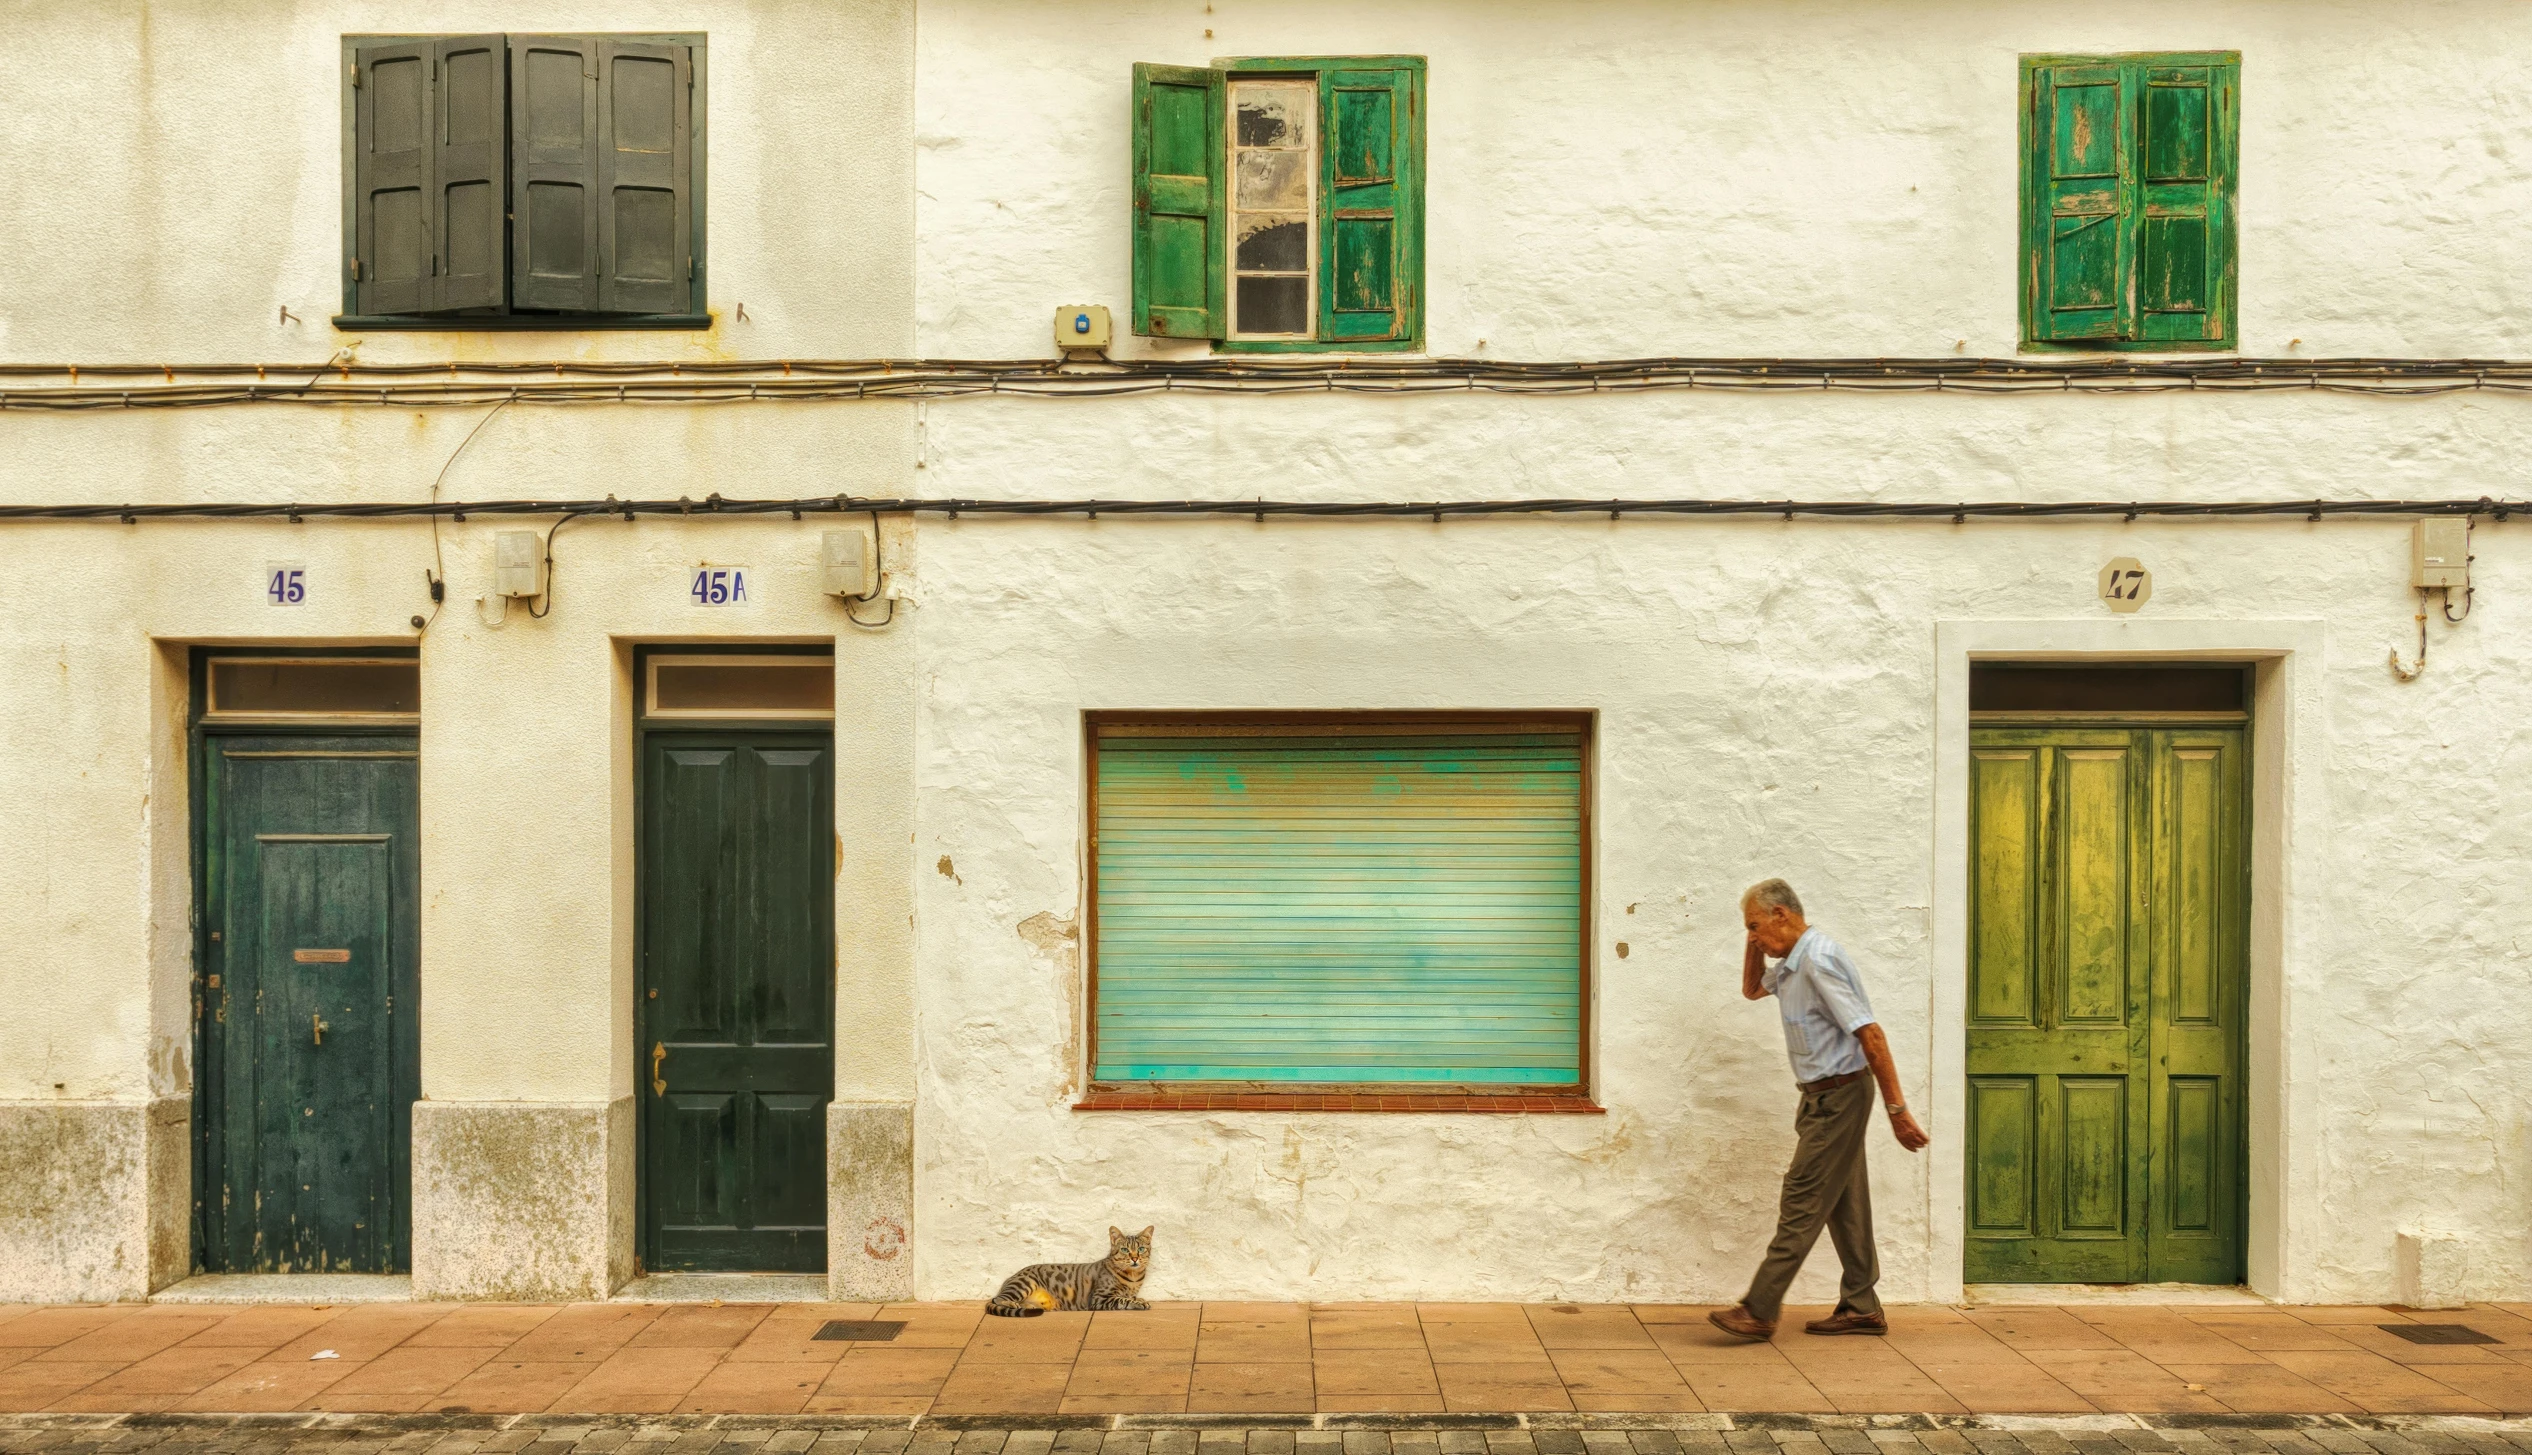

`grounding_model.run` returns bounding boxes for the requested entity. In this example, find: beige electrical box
[493,530,546,598]
[821,529,875,599]
[2413,518,2470,589]
[1055,305,1112,353]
